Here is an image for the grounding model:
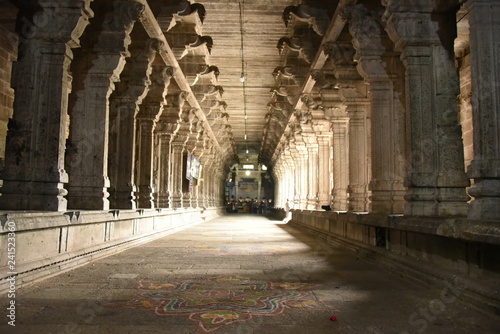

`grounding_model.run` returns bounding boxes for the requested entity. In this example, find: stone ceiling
[197,0,298,164]
[185,0,339,165]
[0,0,340,167]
